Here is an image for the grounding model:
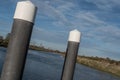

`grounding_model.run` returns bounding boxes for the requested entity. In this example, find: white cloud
[85,0,120,11]
[75,12,105,26]
[30,0,75,30]
[56,2,75,12]
[32,27,68,44]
